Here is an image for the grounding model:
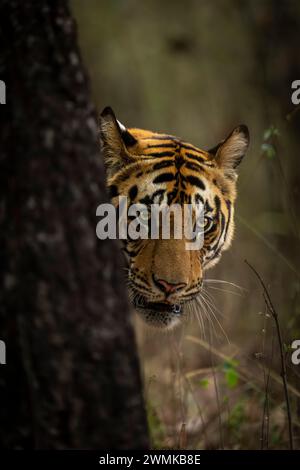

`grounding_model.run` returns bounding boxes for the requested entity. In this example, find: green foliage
[227,400,246,433]
[263,125,280,141]
[283,342,292,353]
[261,142,276,159]
[261,125,280,159]
[223,359,239,389]
[270,425,282,446]
[146,401,166,449]
[198,378,209,388]
[225,367,239,389]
